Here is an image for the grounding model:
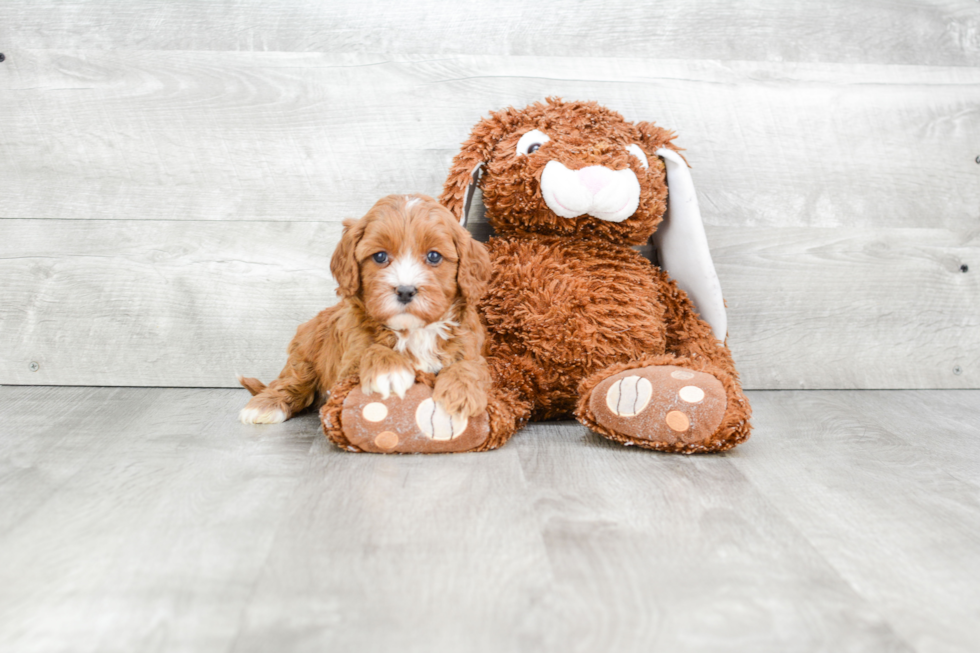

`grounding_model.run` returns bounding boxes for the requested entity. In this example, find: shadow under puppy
[239,194,491,451]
